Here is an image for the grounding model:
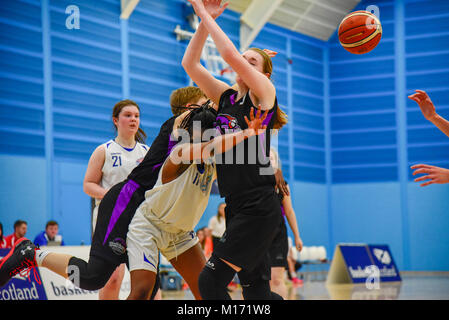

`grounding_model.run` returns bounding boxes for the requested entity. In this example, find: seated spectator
[0,223,7,249]
[196,227,213,260]
[4,220,27,248]
[34,220,65,246]
[208,203,226,248]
